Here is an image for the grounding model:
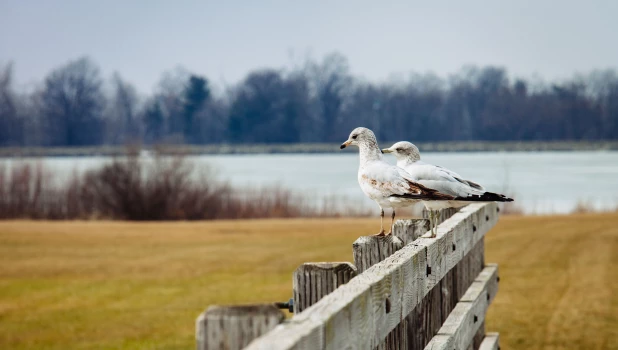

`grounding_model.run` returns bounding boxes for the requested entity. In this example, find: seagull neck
[358,141,383,164]
[398,157,420,168]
